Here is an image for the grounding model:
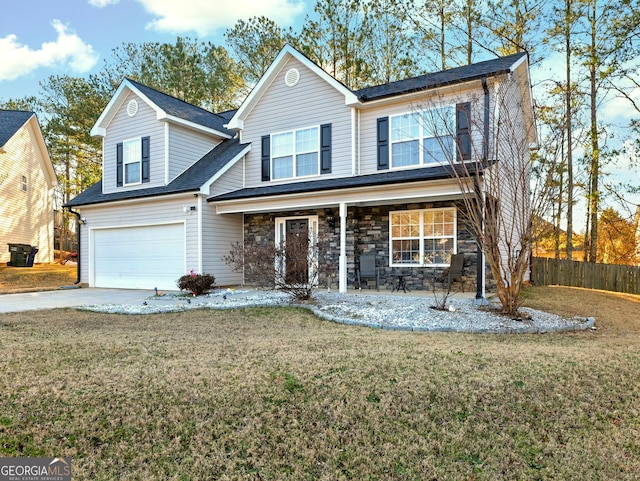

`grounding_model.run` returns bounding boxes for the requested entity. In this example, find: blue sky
[0,0,311,102]
[2,0,638,216]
